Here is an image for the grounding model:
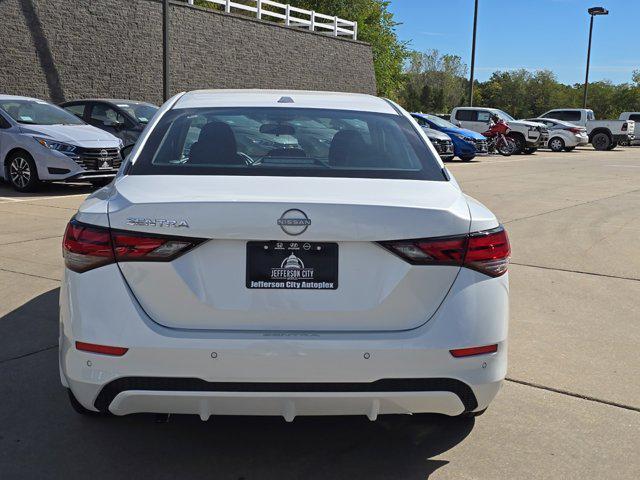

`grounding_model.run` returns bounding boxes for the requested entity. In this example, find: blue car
[412,113,488,161]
